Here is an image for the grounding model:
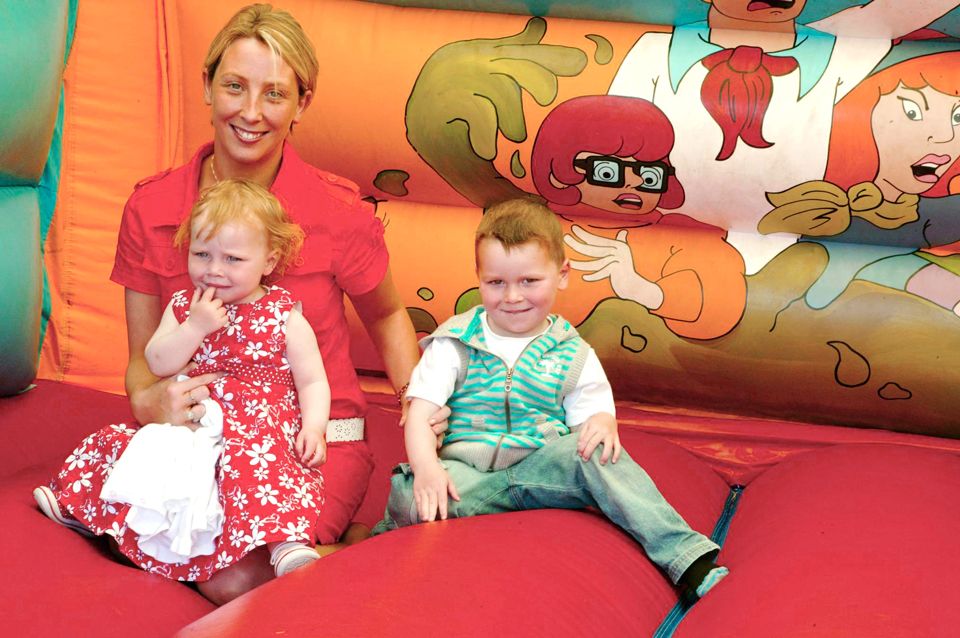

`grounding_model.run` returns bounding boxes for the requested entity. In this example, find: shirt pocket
[285,226,333,277]
[141,224,186,279]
